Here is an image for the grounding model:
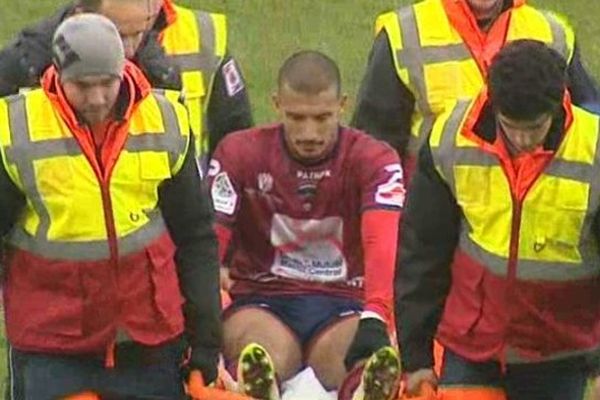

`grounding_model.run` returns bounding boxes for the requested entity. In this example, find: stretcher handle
[401,381,438,400]
[187,370,255,400]
[63,393,100,400]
